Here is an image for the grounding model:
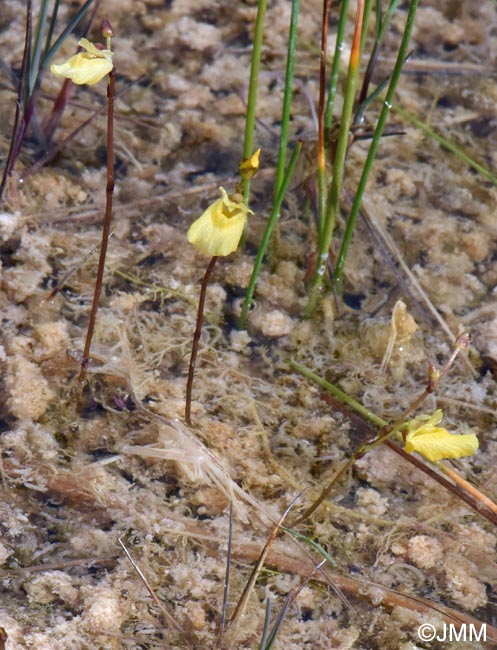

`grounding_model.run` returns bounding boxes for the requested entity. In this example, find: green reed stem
[274,0,300,196]
[359,0,374,57]
[334,0,419,291]
[239,141,302,327]
[306,0,364,315]
[324,0,350,135]
[29,0,50,96]
[317,0,334,235]
[243,0,267,202]
[356,0,402,123]
[44,0,95,66]
[43,0,61,59]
